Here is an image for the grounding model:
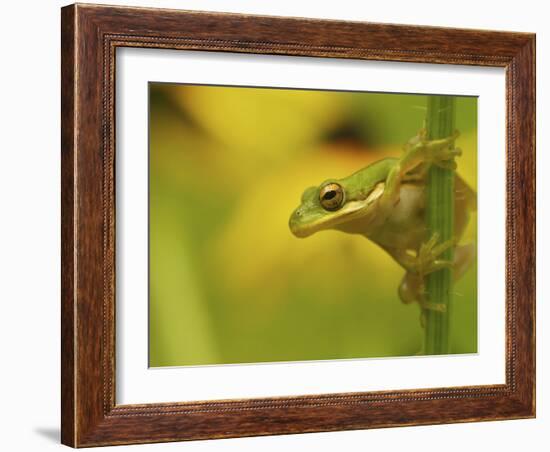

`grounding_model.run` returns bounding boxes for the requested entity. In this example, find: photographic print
[61,5,535,445]
[148,83,478,367]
